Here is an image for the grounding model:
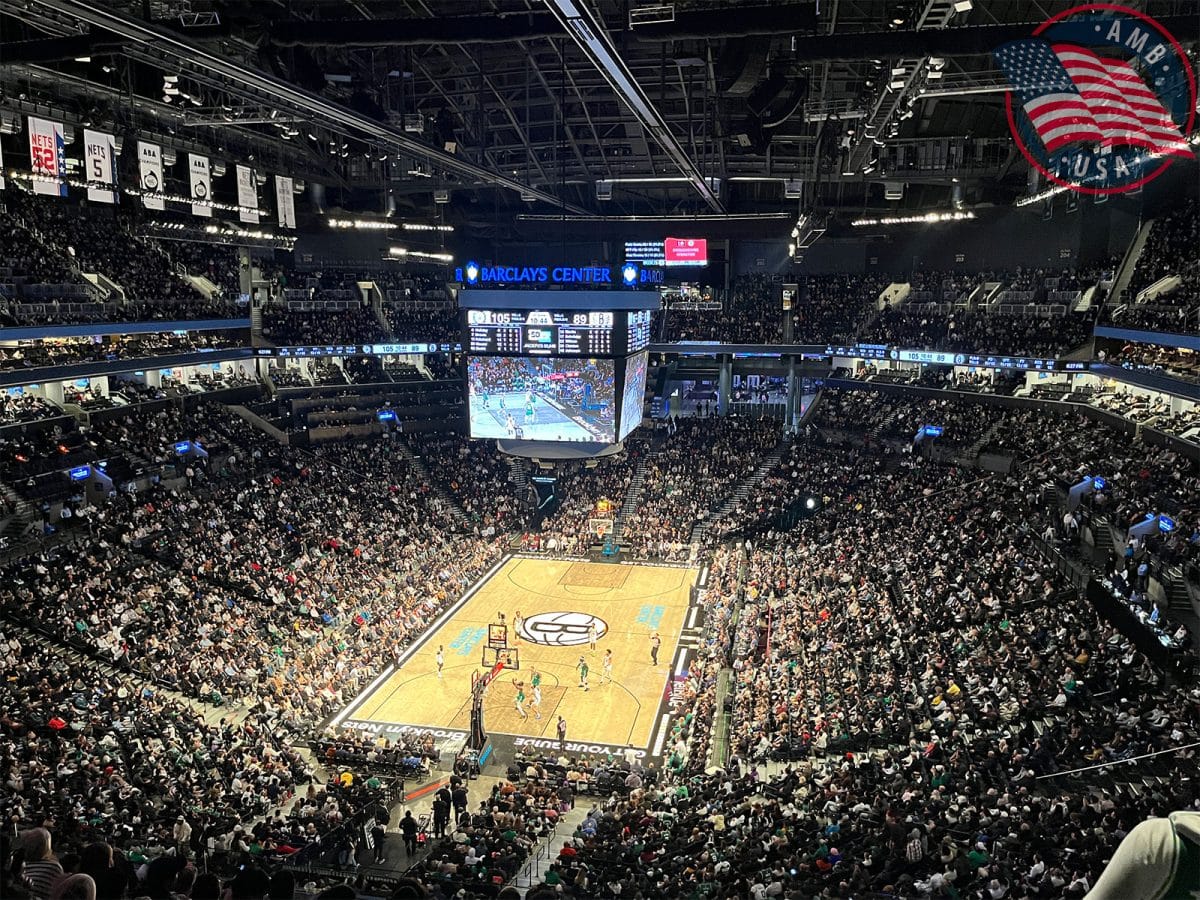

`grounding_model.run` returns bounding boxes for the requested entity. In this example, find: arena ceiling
[0,0,1197,227]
